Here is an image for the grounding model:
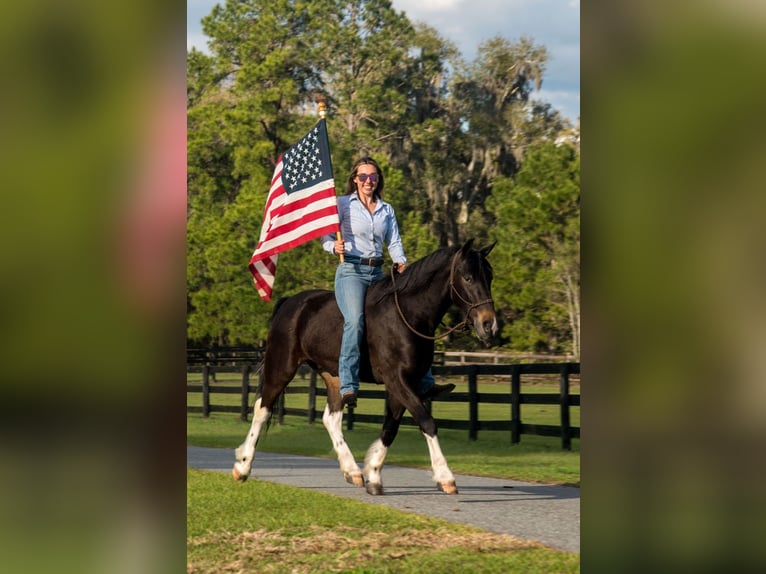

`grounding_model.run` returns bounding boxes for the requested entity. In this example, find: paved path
[187,445,579,553]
